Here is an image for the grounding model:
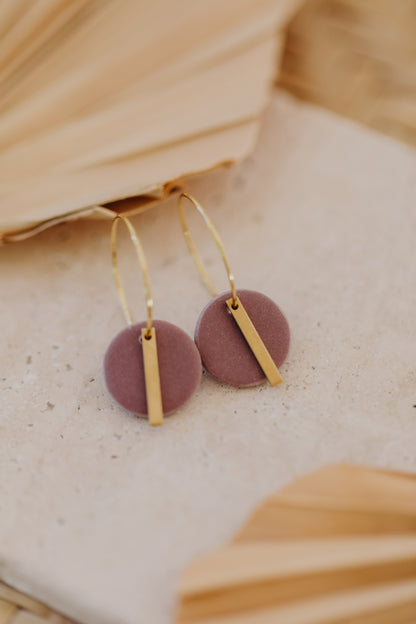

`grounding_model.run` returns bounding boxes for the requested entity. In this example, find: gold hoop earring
[178,193,290,388]
[104,215,201,426]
